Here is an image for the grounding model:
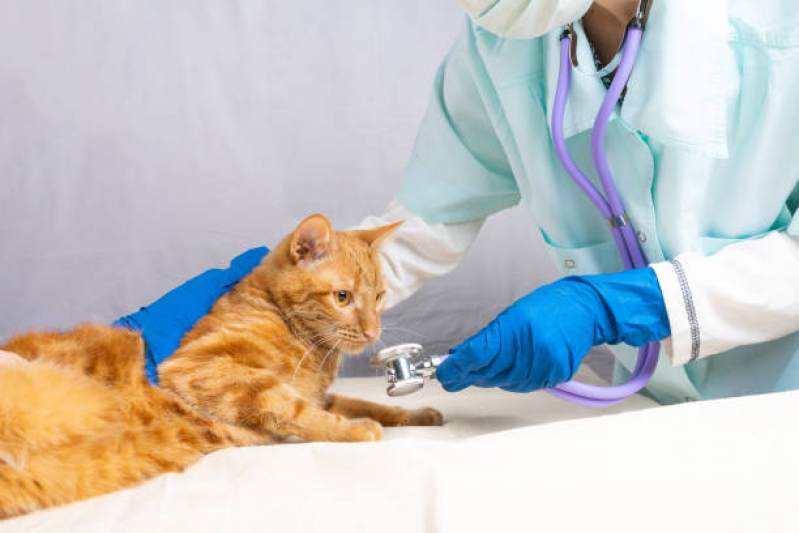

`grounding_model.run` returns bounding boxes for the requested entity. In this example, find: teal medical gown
[397,2,799,405]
